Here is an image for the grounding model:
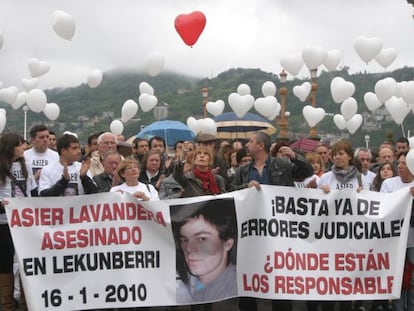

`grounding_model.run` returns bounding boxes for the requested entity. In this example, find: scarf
[193,168,220,195]
[331,164,359,184]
